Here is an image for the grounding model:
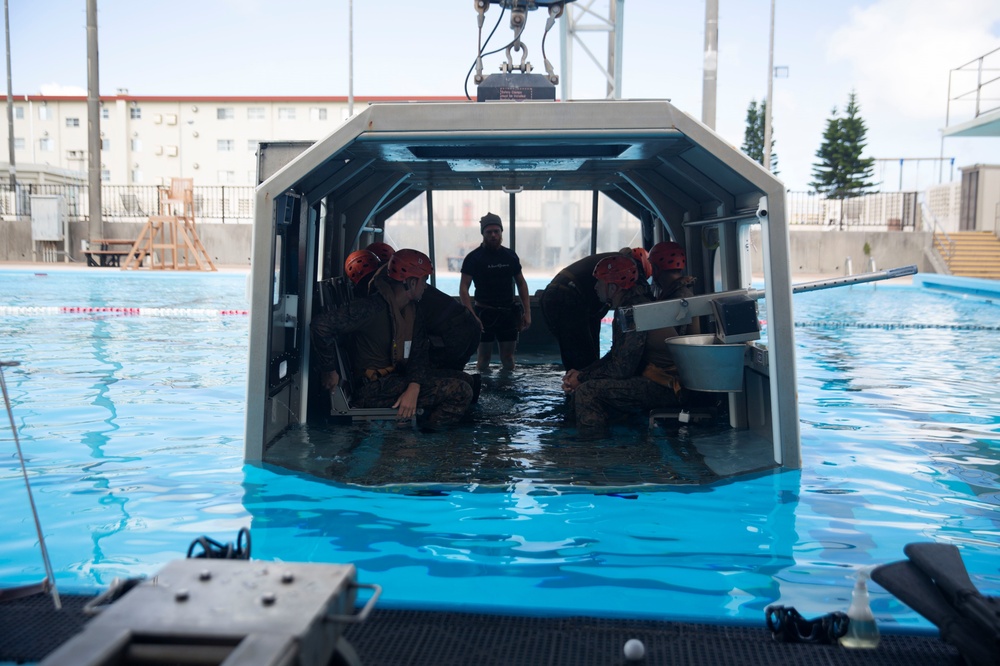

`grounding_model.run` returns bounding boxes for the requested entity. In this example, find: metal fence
[786,191,919,230]
[0,183,256,224]
[0,183,920,231]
